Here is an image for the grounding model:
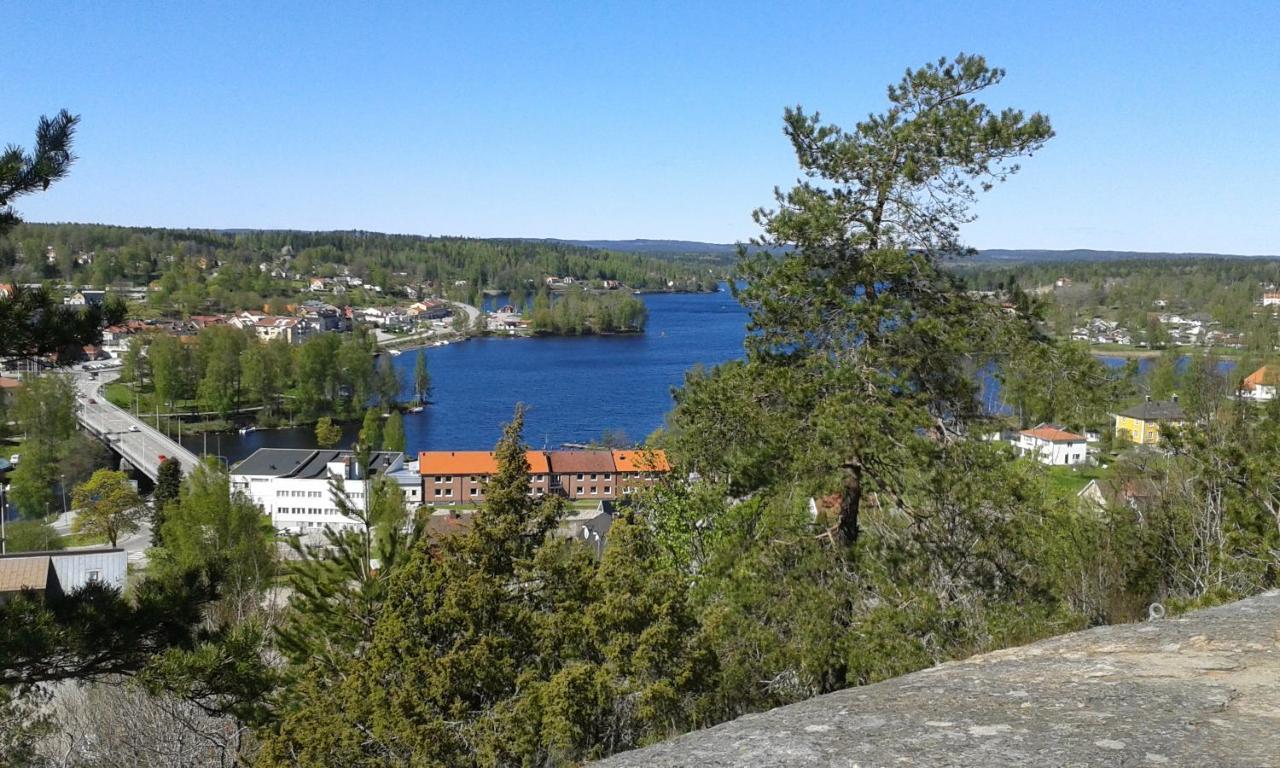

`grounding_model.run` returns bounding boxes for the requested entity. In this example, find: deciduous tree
[71,469,144,547]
